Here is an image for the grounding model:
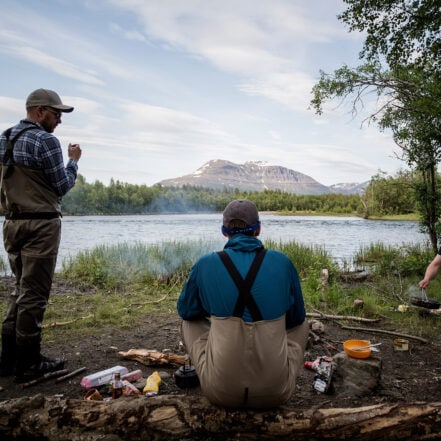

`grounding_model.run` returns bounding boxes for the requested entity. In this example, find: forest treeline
[60,170,420,217]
